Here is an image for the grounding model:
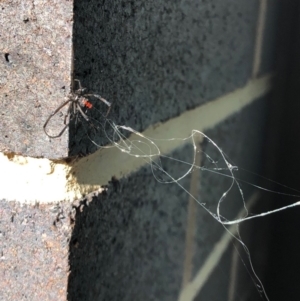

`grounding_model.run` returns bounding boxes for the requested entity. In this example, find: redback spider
[43,79,111,138]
